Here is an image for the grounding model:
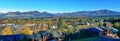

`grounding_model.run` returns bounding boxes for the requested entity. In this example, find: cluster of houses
[0,21,119,41]
[86,22,119,38]
[0,23,63,41]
